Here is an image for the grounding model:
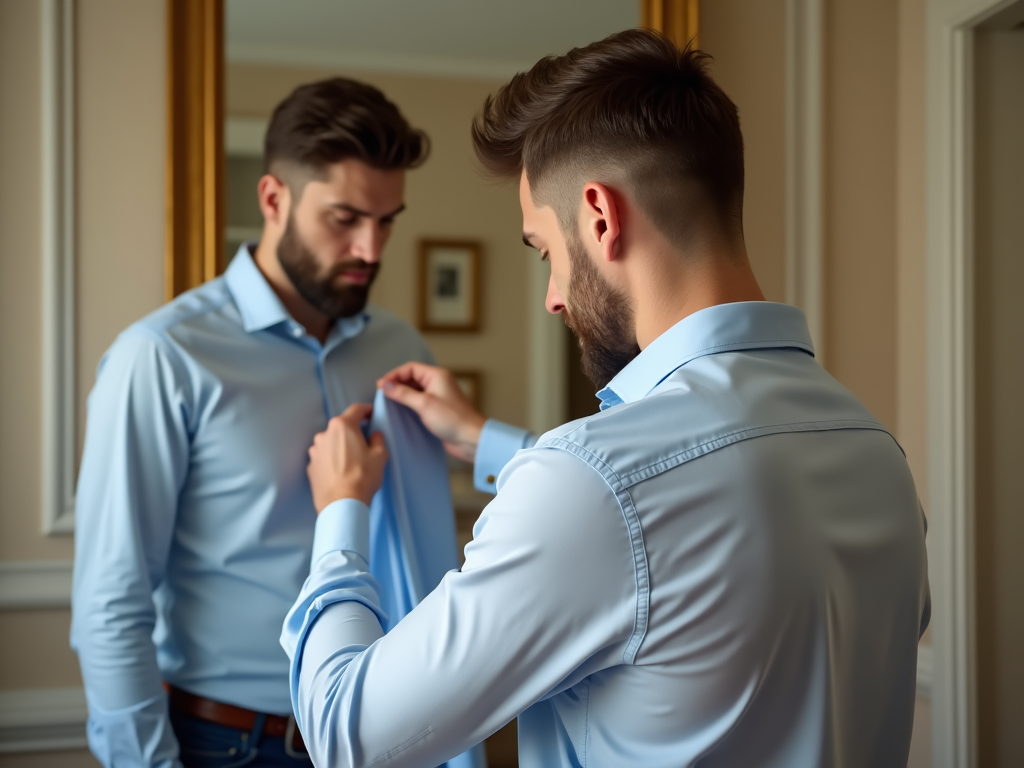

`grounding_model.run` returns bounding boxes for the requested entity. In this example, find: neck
[253,233,332,344]
[631,238,765,349]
